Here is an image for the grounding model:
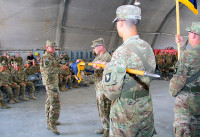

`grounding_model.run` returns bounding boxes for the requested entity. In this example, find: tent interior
[0,0,199,137]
